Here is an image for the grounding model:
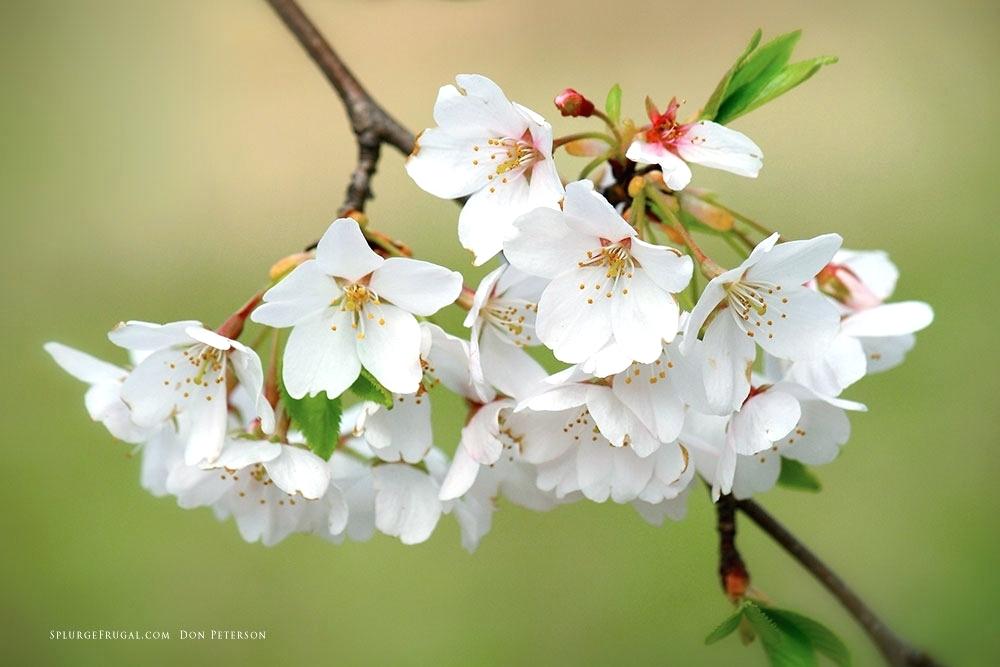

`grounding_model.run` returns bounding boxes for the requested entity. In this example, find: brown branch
[716,494,750,601]
[737,499,943,667]
[264,4,941,665]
